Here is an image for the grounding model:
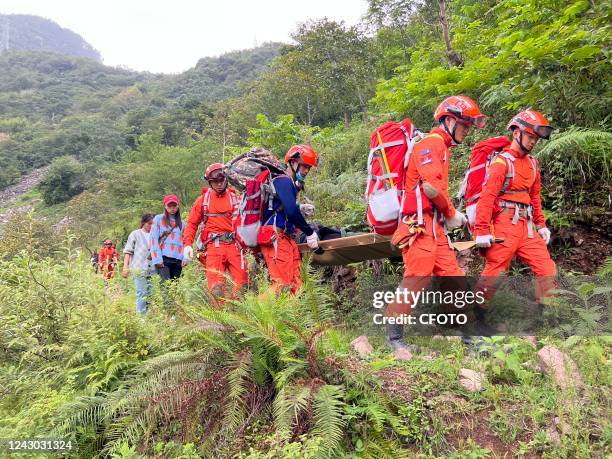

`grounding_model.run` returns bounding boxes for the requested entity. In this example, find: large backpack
[366,119,422,235]
[225,148,287,247]
[456,136,537,226]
